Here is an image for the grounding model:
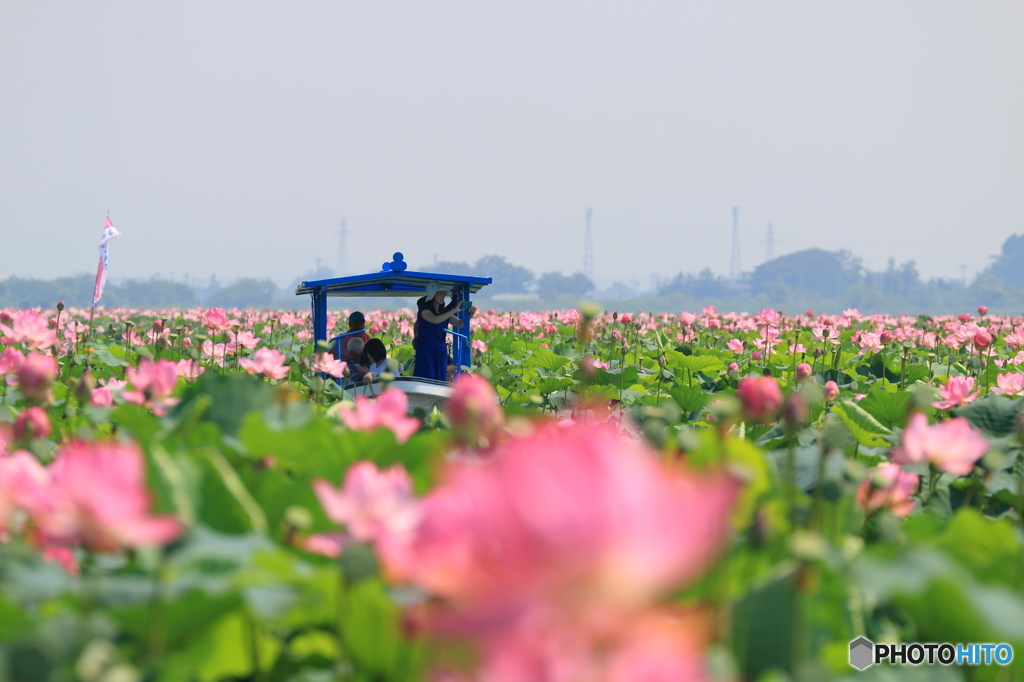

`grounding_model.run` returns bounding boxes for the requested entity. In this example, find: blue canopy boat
[295,252,492,409]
